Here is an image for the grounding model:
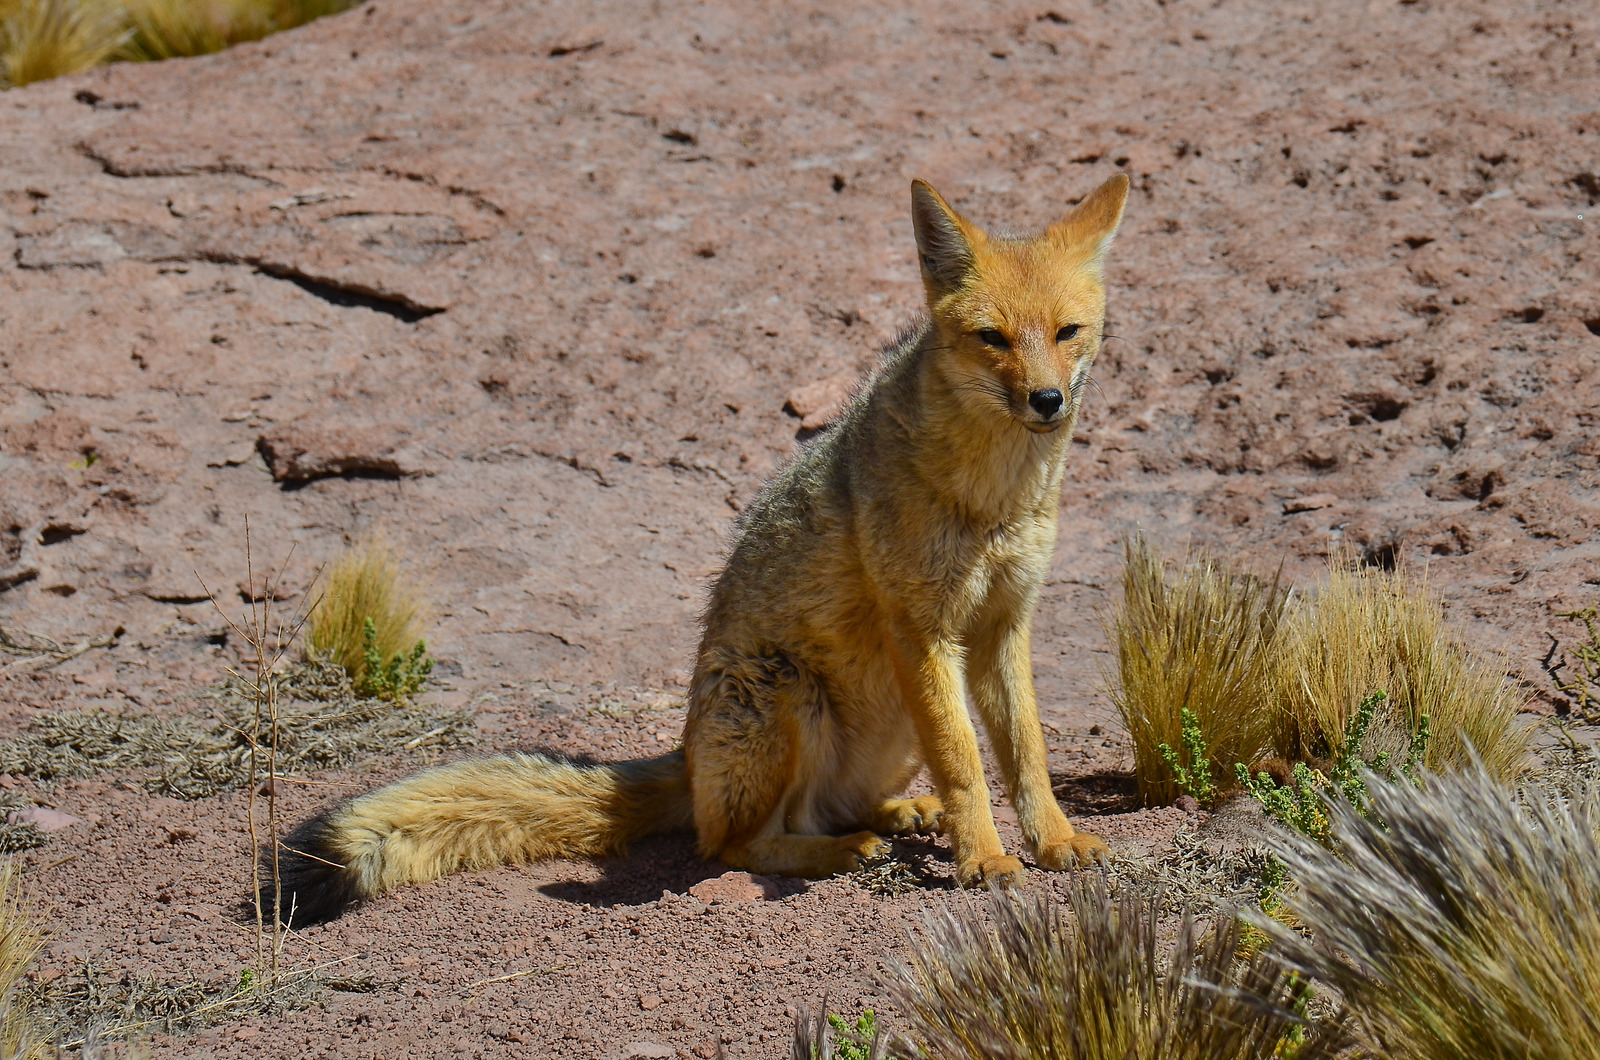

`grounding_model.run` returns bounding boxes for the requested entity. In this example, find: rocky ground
[0,0,1596,1055]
